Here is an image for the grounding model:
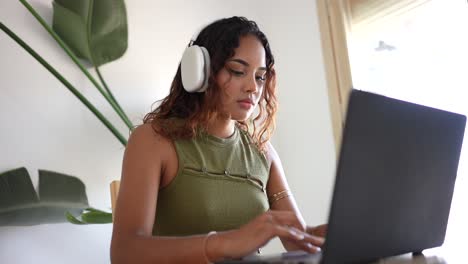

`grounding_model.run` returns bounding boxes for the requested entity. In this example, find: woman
[111,16,326,264]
